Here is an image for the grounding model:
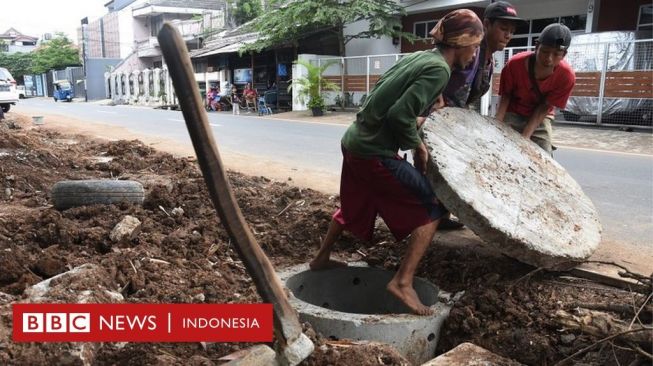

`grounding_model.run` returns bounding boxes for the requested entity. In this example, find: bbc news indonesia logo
[13,304,273,342]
